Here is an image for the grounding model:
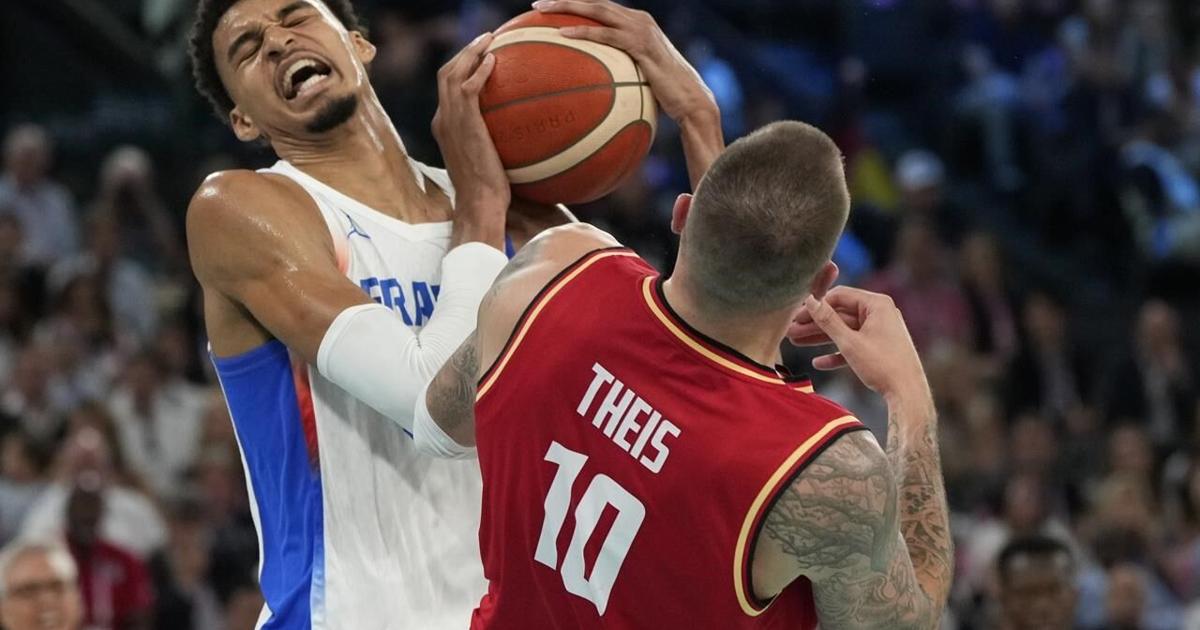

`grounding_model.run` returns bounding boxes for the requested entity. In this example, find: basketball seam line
[636,64,645,121]
[512,118,650,189]
[480,81,650,114]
